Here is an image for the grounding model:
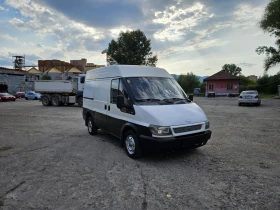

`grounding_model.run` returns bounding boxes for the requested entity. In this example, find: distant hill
[171,74,208,83]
